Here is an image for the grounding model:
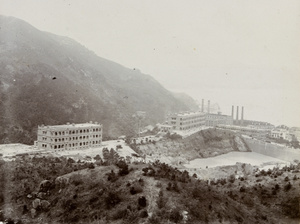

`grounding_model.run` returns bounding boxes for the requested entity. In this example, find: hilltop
[0,15,198,144]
